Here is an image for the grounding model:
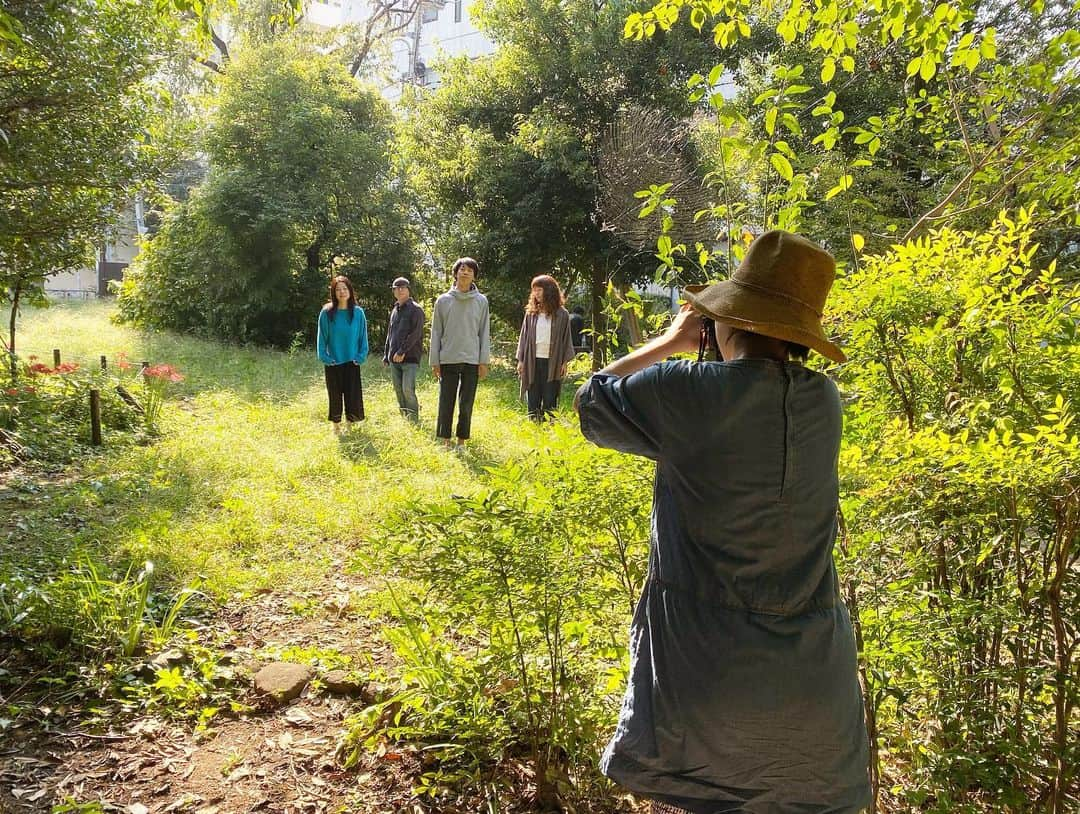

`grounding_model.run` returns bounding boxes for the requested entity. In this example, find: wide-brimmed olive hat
[684,229,846,363]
